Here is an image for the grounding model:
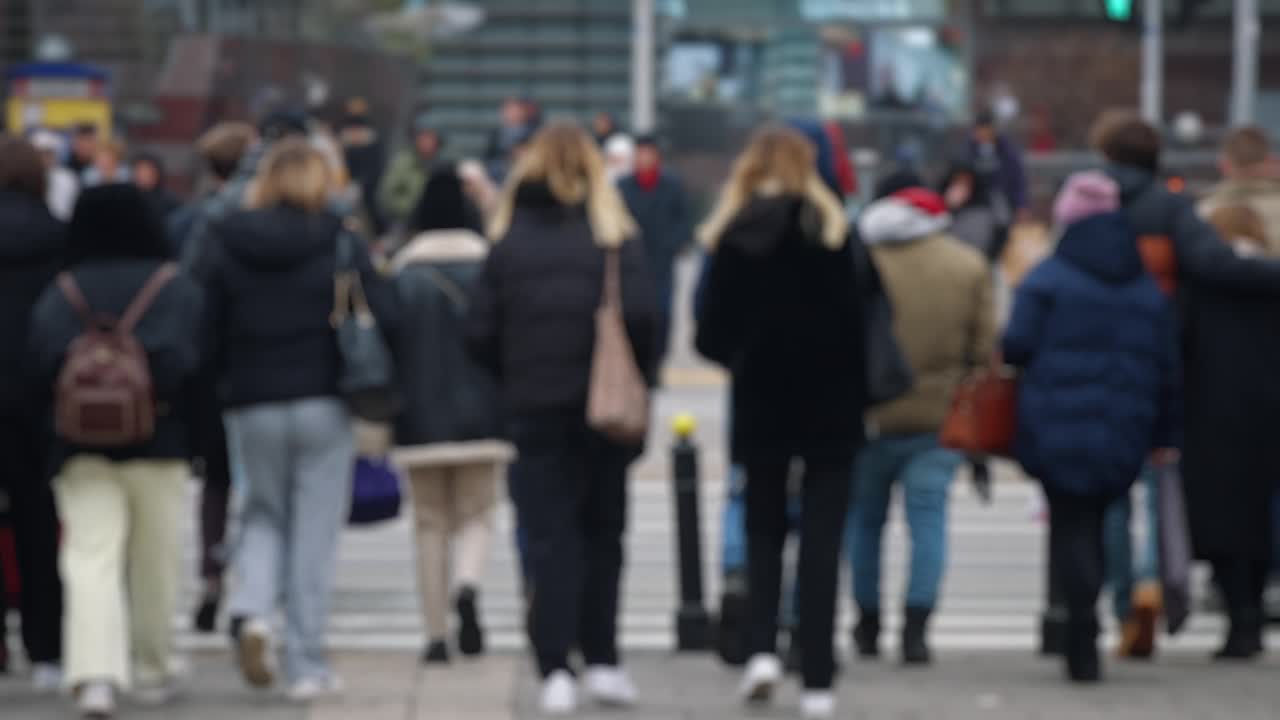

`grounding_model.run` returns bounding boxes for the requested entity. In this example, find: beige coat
[1199,178,1280,255]
[867,234,997,435]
